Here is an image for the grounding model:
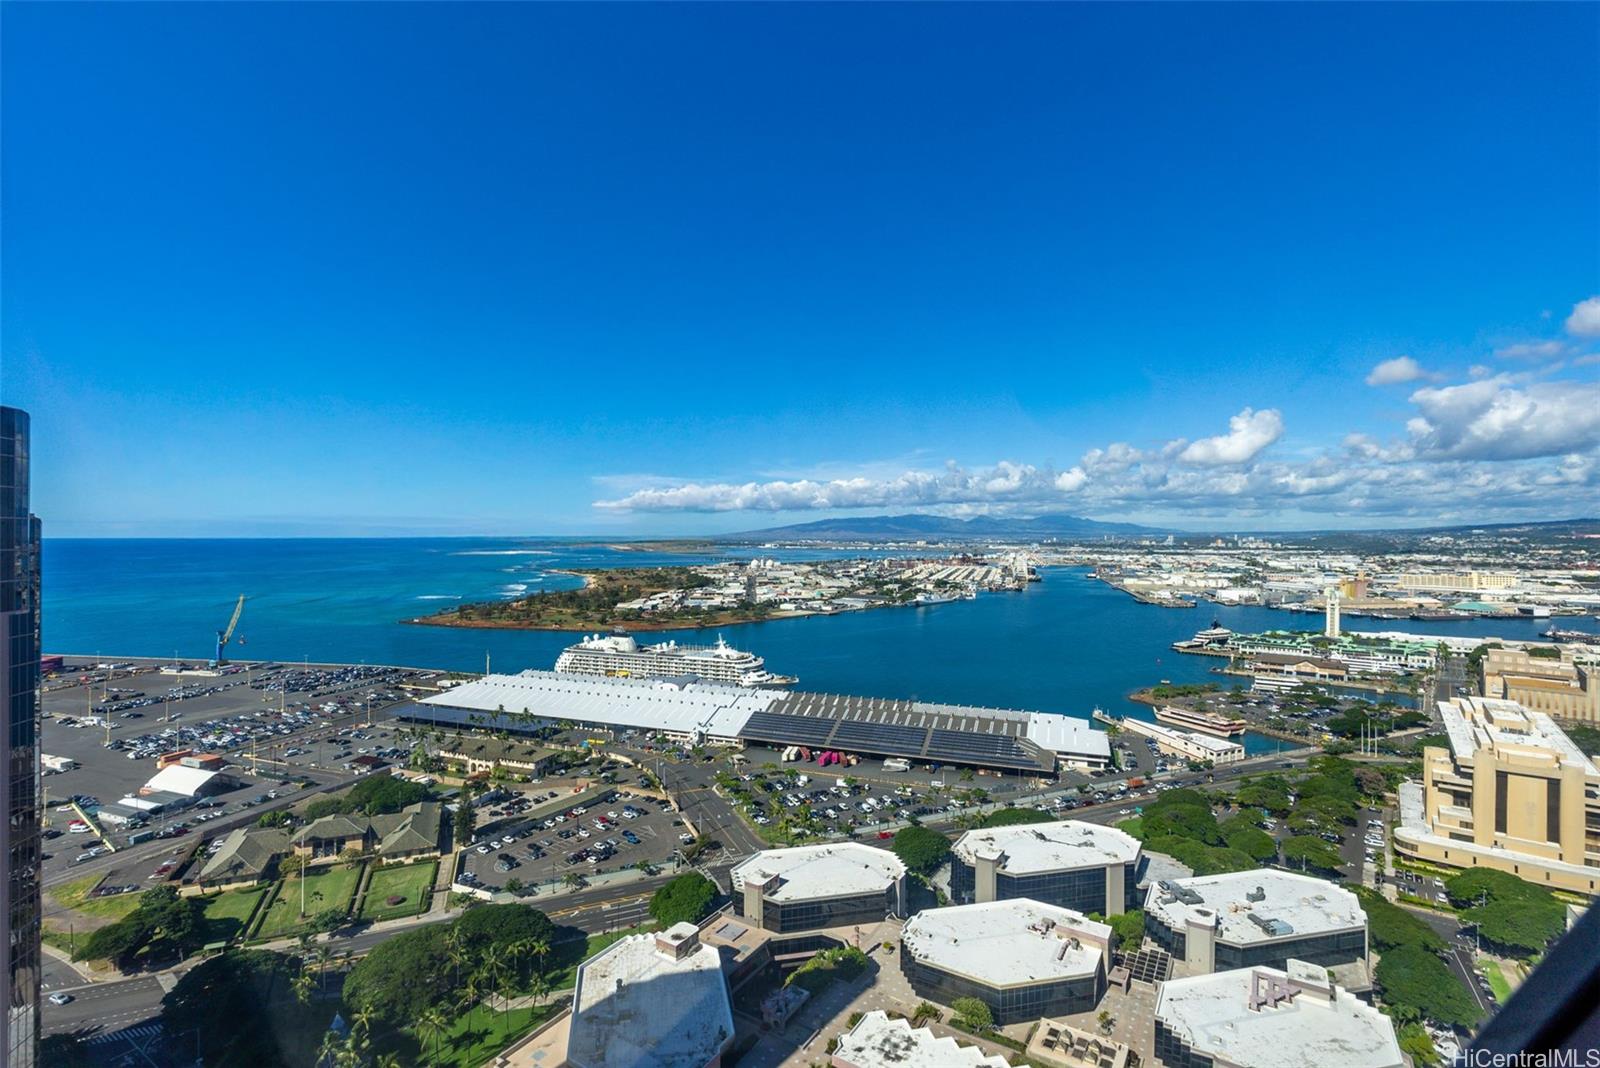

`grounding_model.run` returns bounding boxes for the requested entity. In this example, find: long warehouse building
[399,670,1109,774]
